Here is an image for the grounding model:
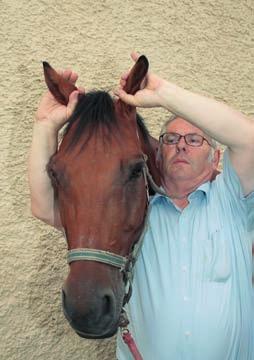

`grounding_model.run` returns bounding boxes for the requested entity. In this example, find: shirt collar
[150,180,211,205]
